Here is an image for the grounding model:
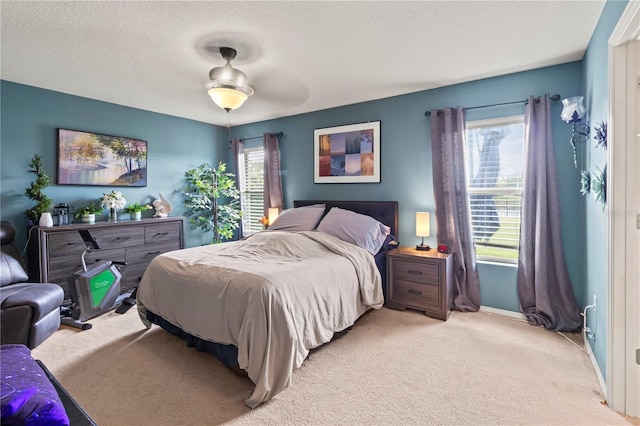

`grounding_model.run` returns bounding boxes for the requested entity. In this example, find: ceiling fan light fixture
[207,47,254,112]
[208,87,249,112]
